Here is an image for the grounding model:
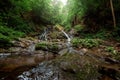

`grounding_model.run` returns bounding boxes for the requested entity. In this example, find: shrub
[0,26,25,40]
[0,25,25,48]
[105,46,117,55]
[74,25,84,32]
[0,33,13,48]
